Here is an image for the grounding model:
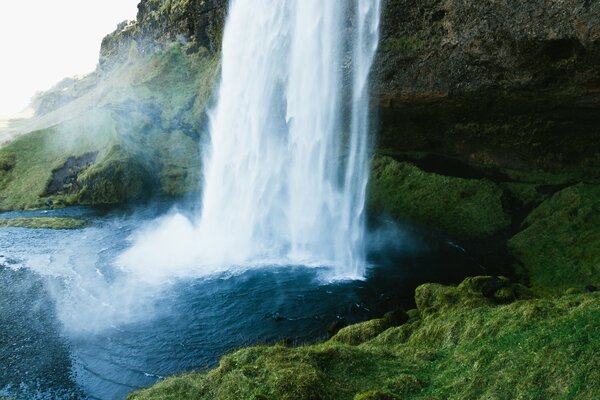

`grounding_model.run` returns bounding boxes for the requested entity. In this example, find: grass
[0,44,218,210]
[508,184,600,294]
[129,277,600,400]
[381,36,426,52]
[368,156,511,239]
[0,217,87,229]
[0,127,107,210]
